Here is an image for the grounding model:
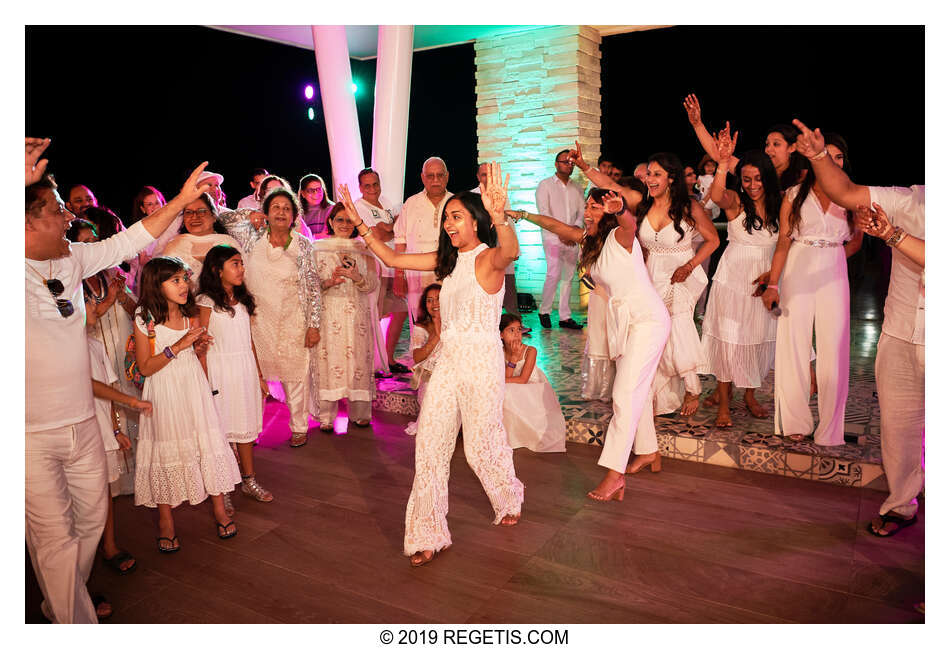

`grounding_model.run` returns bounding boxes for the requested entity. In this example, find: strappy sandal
[290,431,309,447]
[216,520,238,540]
[867,512,918,538]
[156,536,180,553]
[500,513,521,526]
[102,550,137,575]
[409,546,449,567]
